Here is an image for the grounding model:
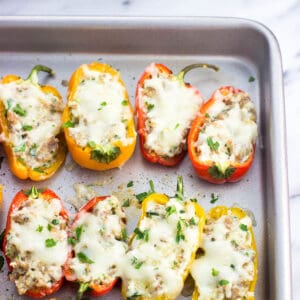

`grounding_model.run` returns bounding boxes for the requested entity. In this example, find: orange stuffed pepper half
[62,62,136,171]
